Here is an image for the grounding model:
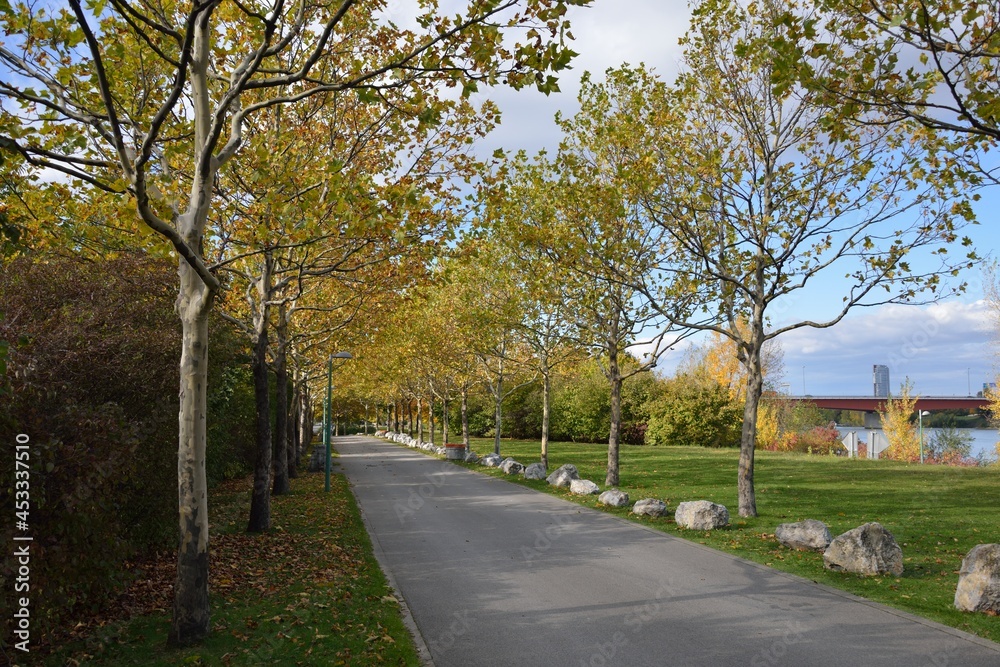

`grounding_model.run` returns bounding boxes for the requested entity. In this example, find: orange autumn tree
[677,327,785,449]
